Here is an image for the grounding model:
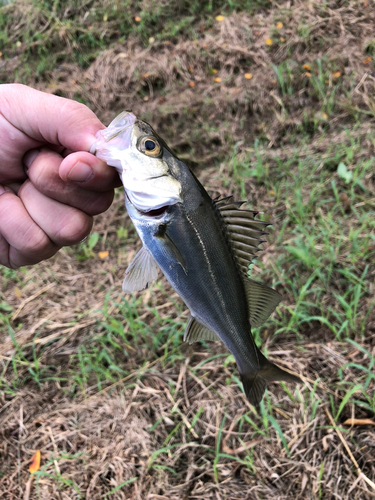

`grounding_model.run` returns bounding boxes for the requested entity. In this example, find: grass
[1,0,375,499]
[0,0,271,82]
